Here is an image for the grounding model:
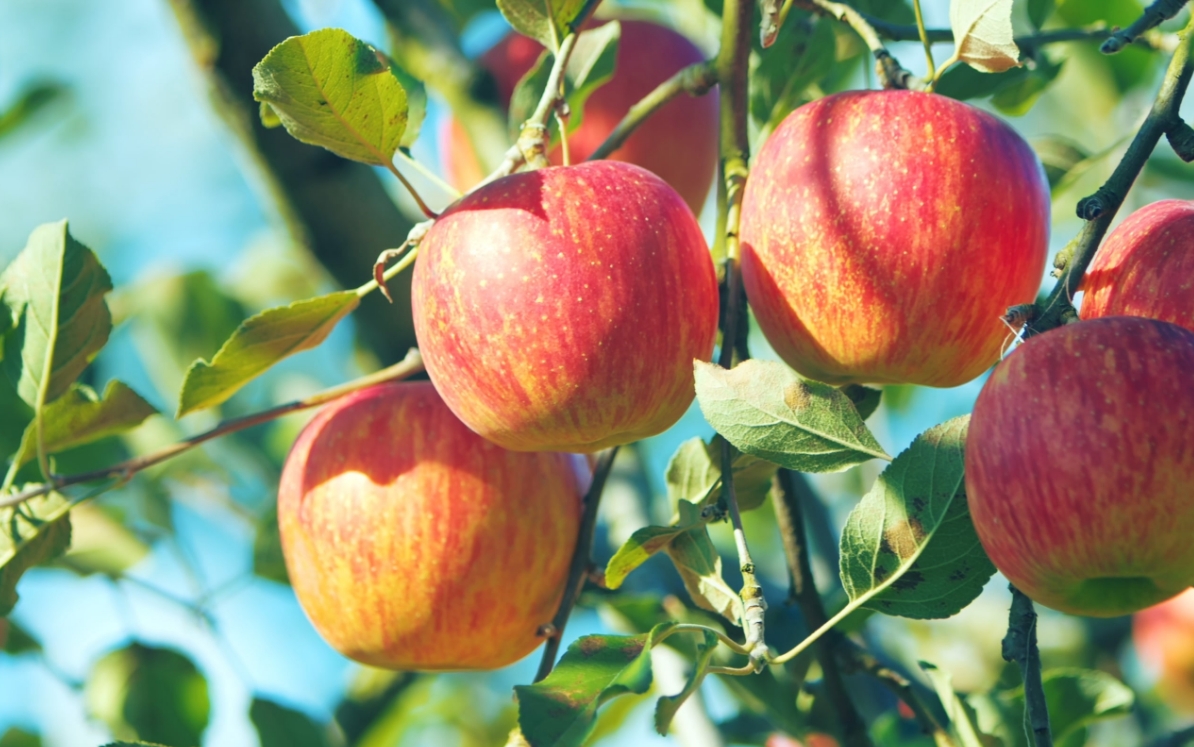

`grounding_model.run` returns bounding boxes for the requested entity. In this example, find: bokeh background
[1,0,1193,745]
